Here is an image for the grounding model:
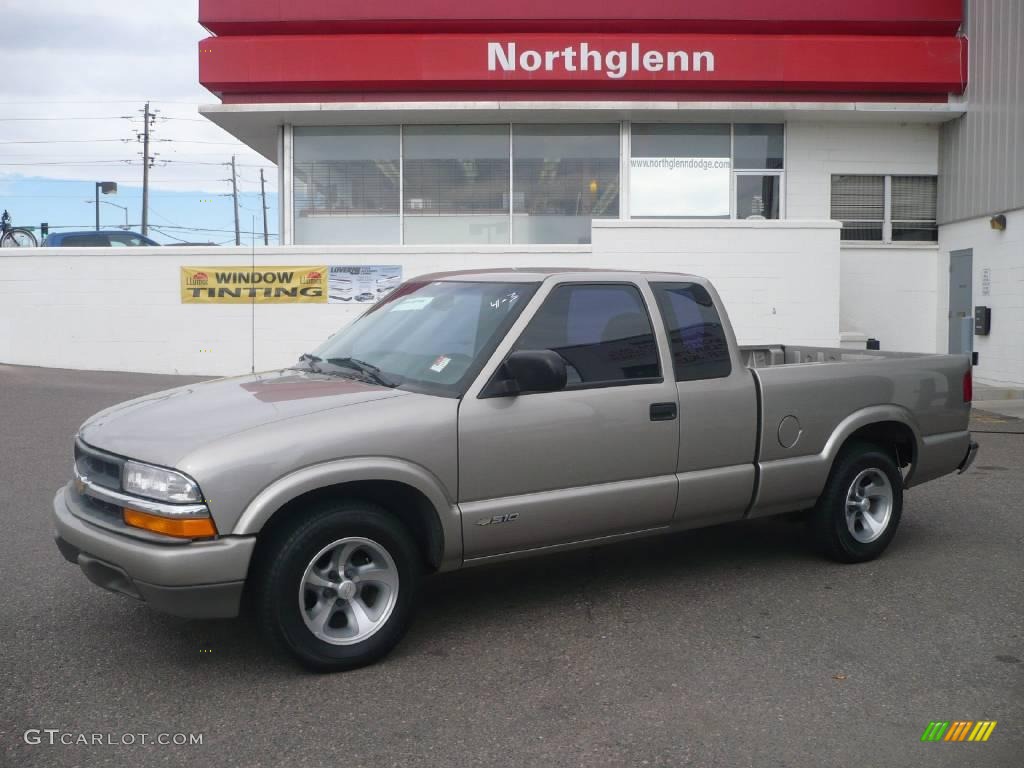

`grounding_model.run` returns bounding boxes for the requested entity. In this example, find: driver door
[457,280,680,560]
